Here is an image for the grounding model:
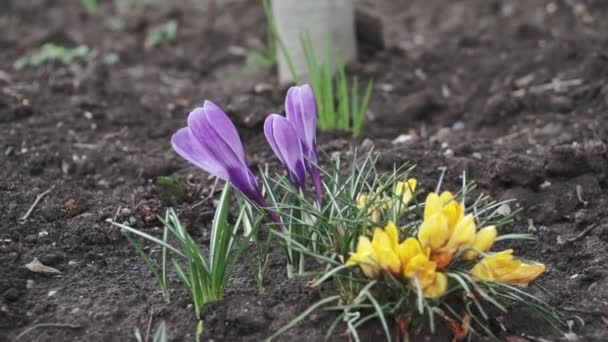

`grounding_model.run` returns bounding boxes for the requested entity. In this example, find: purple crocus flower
[171,100,267,206]
[264,114,307,189]
[284,84,323,203]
